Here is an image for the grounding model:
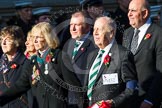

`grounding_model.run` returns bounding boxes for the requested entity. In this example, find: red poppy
[46,54,52,63]
[88,101,111,108]
[10,64,17,69]
[104,54,111,67]
[100,101,111,108]
[144,33,151,40]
